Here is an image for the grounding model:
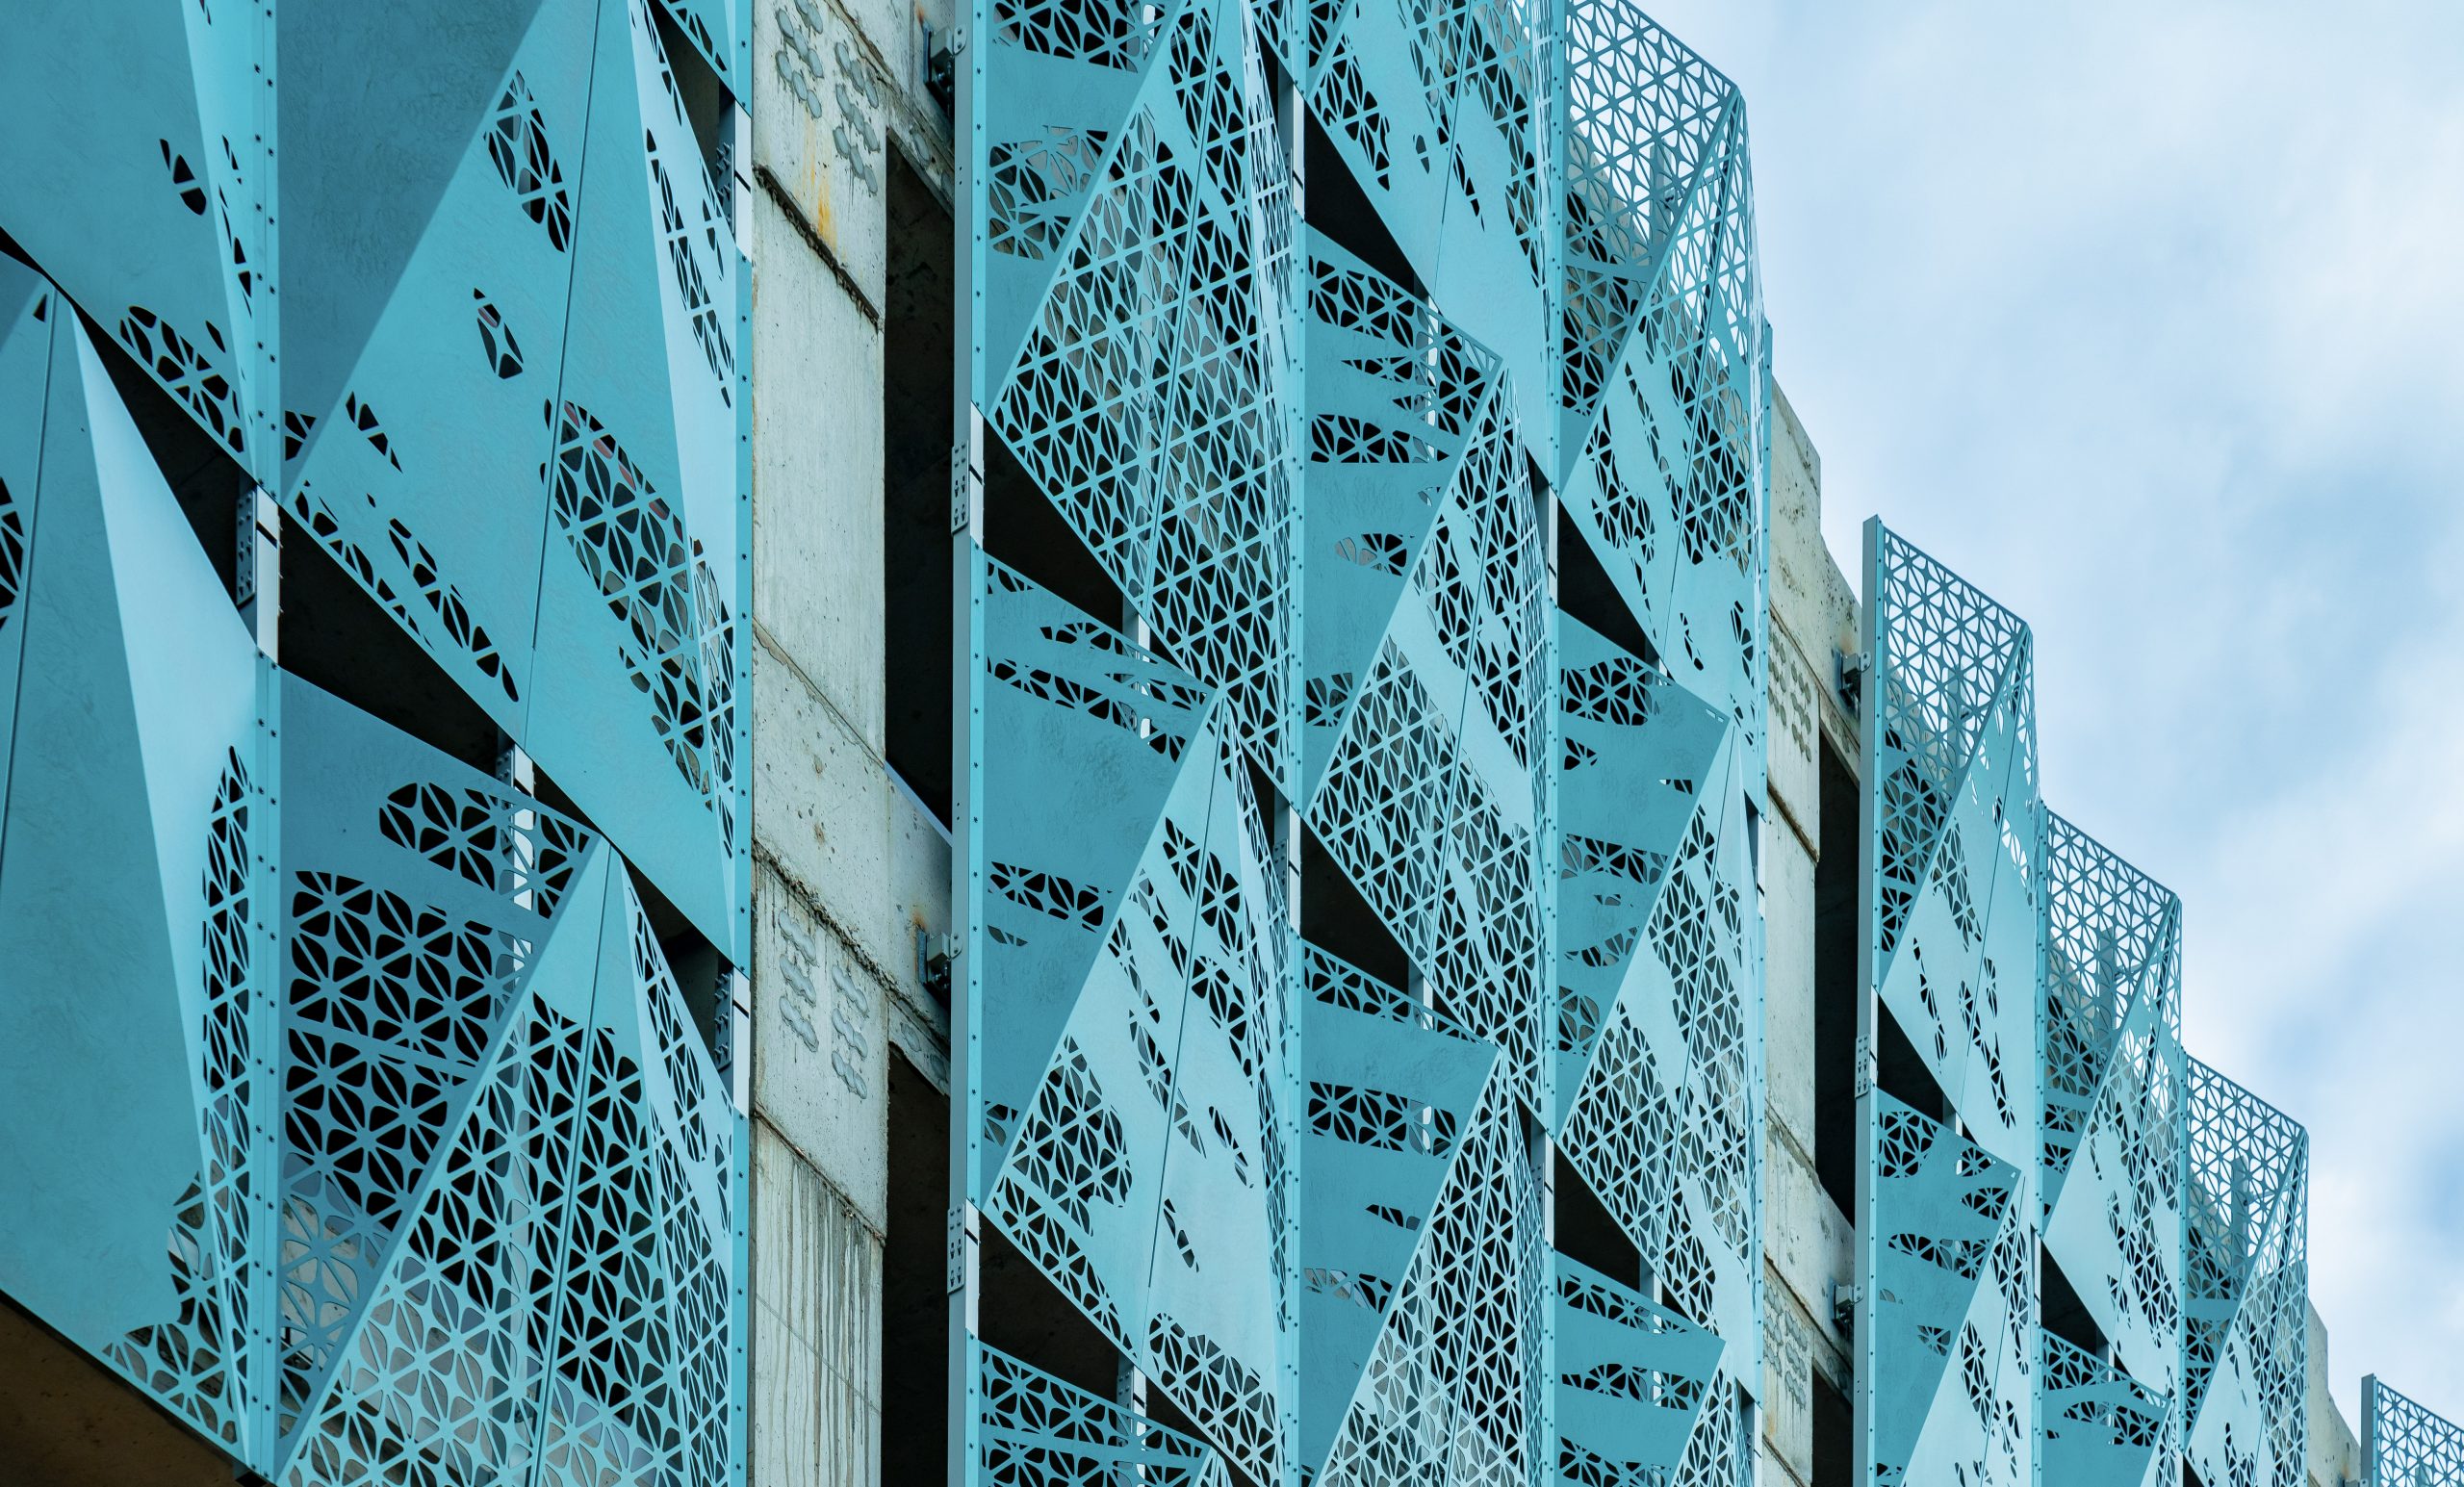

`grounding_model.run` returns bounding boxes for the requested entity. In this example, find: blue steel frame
[0,2,752,1483]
